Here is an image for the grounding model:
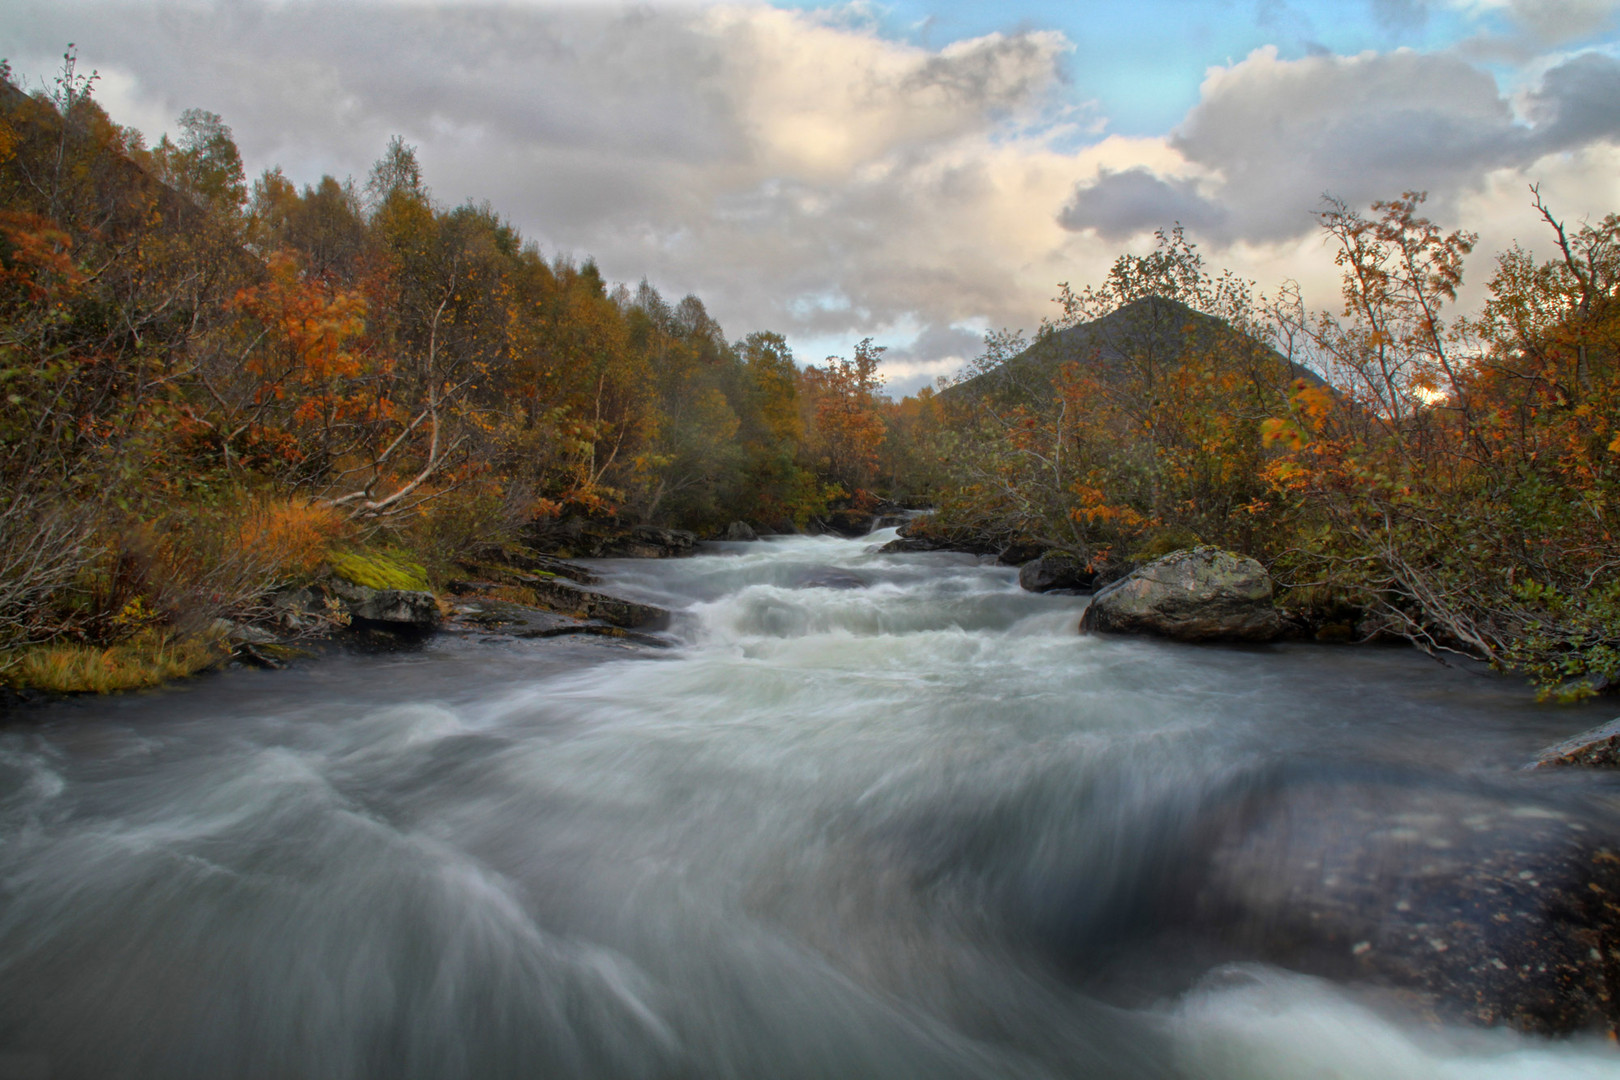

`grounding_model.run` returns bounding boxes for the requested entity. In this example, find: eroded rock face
[1018,551,1092,593]
[722,521,758,541]
[1079,547,1280,642]
[1531,718,1620,770]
